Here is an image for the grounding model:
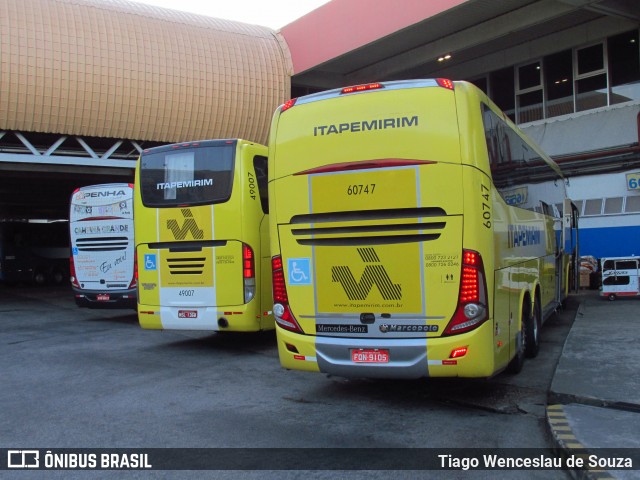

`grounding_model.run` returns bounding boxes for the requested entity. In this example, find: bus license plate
[351,349,389,363]
[178,310,198,319]
[96,294,110,301]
